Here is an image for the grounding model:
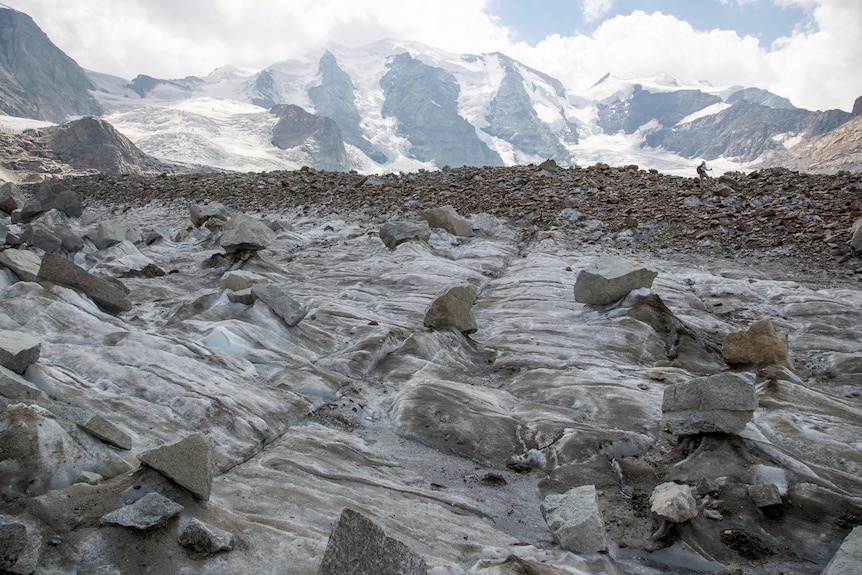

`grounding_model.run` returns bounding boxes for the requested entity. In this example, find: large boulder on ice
[251,283,308,326]
[378,220,431,249]
[99,492,183,530]
[722,318,792,369]
[220,213,276,253]
[423,284,478,334]
[0,329,40,374]
[419,205,474,237]
[37,253,132,314]
[0,181,25,213]
[660,372,757,436]
[178,518,235,555]
[540,484,609,553]
[0,248,42,282]
[190,202,230,227]
[97,219,144,248]
[650,482,698,523]
[822,526,862,575]
[0,366,45,400]
[318,508,427,575]
[20,224,62,253]
[15,178,83,222]
[574,256,658,305]
[139,433,213,500]
[219,269,268,291]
